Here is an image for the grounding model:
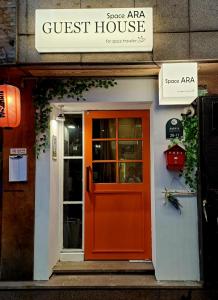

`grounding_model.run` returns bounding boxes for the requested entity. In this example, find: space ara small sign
[35,8,153,53]
[159,63,198,105]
